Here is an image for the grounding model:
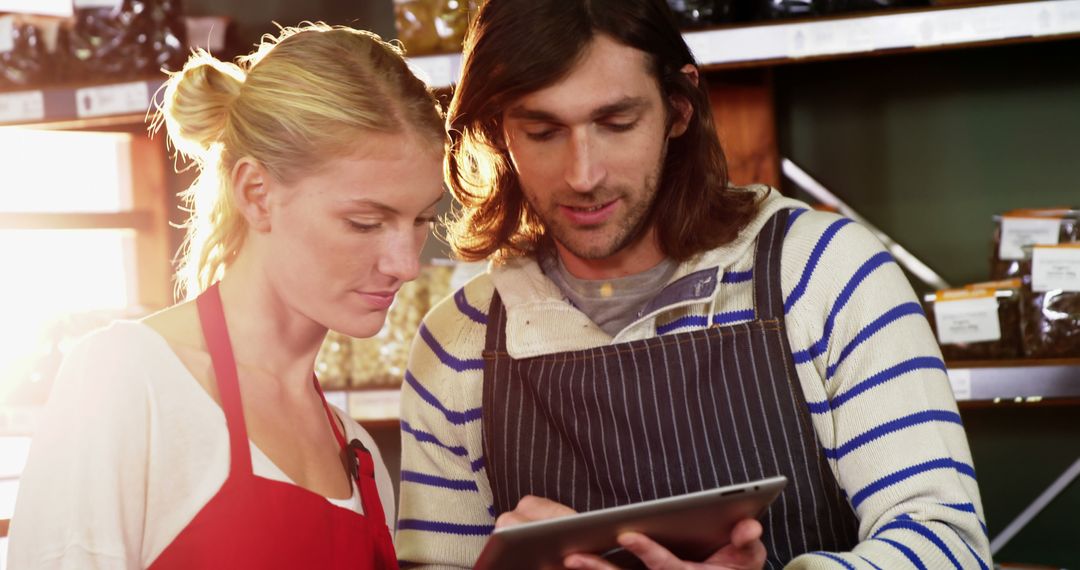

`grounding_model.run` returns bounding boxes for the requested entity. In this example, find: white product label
[998,217,1062,260]
[186,16,228,52]
[75,82,150,118]
[1032,246,1080,293]
[0,16,14,53]
[0,90,45,123]
[934,296,1001,345]
[348,389,401,422]
[74,0,122,8]
[322,390,349,412]
[946,369,972,401]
